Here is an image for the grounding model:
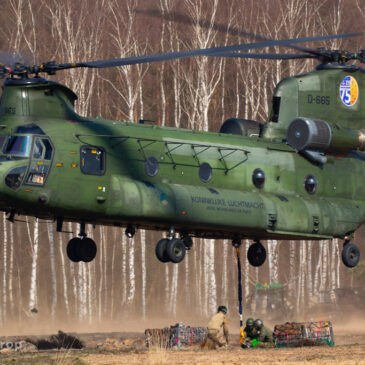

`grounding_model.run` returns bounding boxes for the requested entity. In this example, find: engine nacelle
[219,118,262,137]
[286,117,365,154]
